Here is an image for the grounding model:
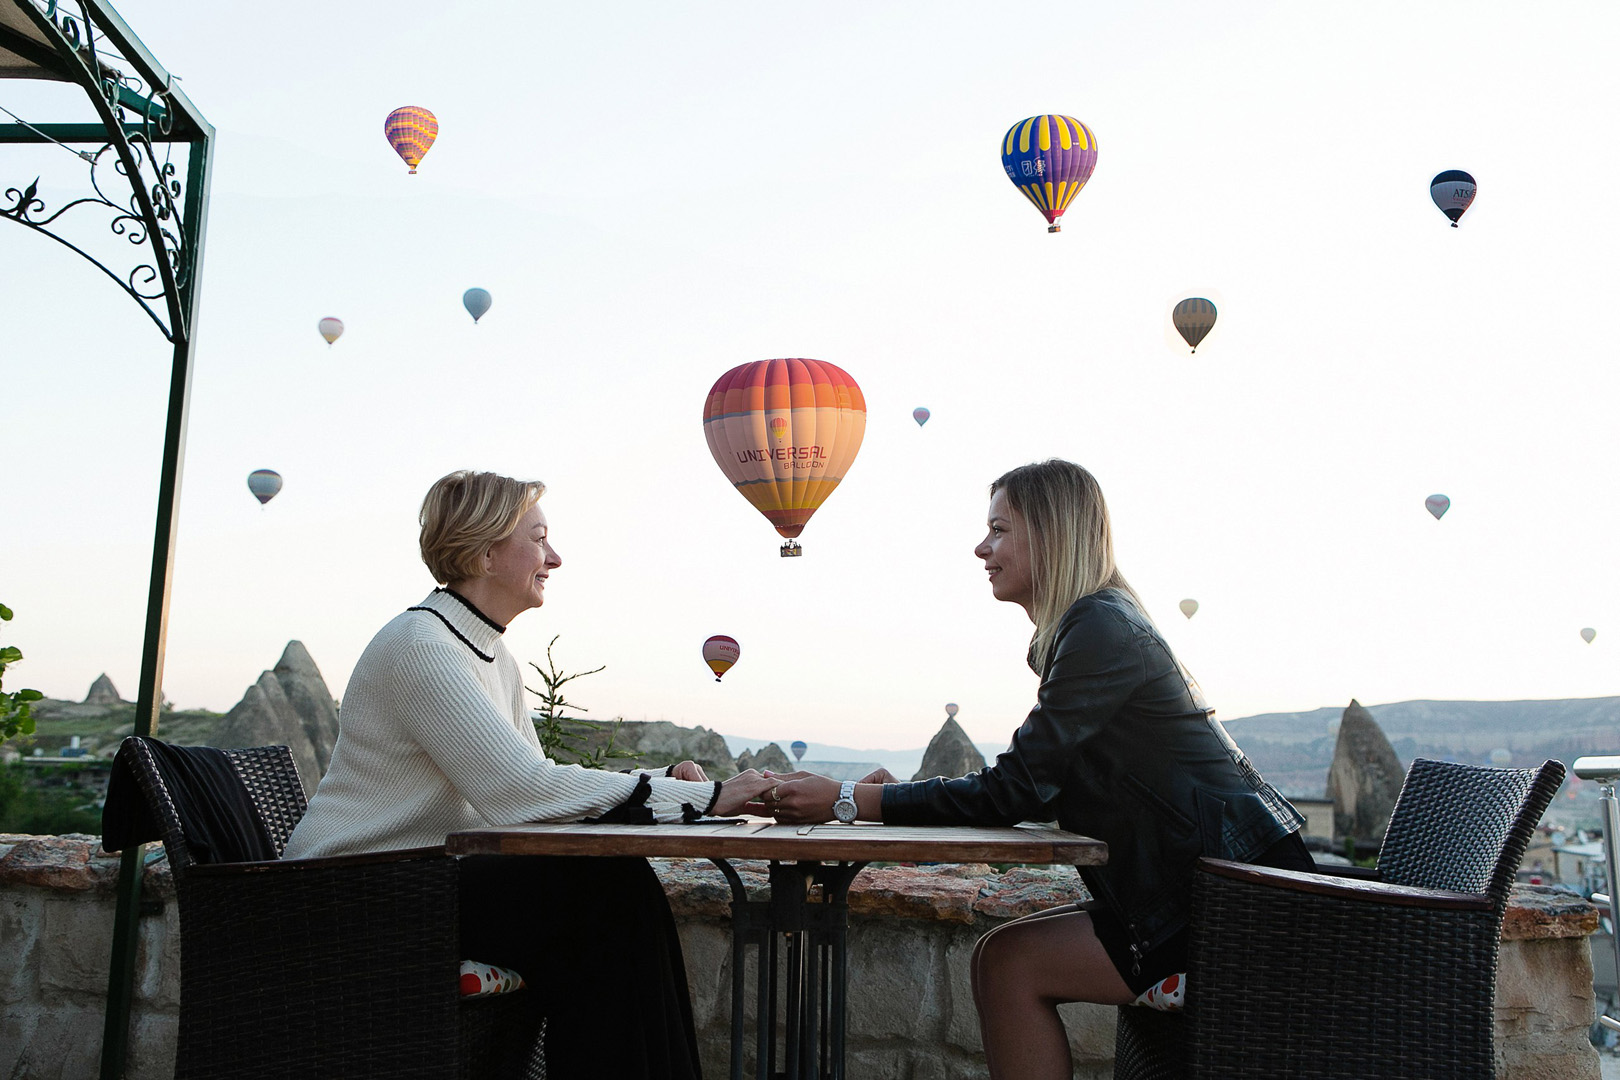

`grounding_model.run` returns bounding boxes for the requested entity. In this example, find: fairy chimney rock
[1325,699,1405,845]
[83,674,124,705]
[214,671,324,795]
[273,640,340,773]
[737,743,793,775]
[912,717,986,782]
